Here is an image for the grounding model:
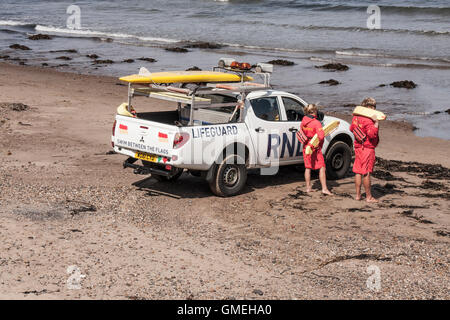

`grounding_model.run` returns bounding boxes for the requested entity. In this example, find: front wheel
[209,154,247,197]
[325,141,352,179]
